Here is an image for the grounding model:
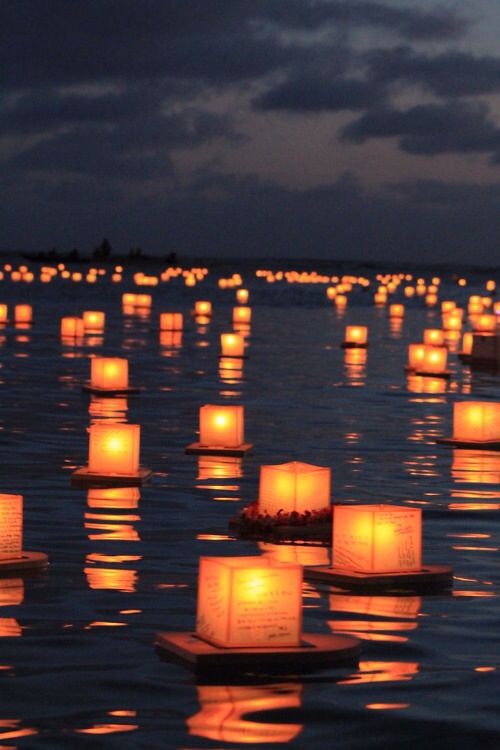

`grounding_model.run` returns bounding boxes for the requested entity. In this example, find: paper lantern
[160,312,183,331]
[389,304,404,318]
[0,494,22,560]
[159,330,182,350]
[87,423,140,476]
[442,310,463,331]
[194,300,212,317]
[199,405,244,448]
[60,316,84,338]
[423,329,445,347]
[232,306,251,324]
[258,461,330,516]
[406,343,426,371]
[220,333,245,358]
[441,300,456,314]
[90,357,129,391]
[236,289,249,304]
[219,357,243,383]
[373,292,386,305]
[332,505,422,573]
[472,314,496,333]
[0,305,8,323]
[452,402,500,444]
[83,310,105,333]
[335,294,347,308]
[461,332,473,355]
[342,326,367,347]
[195,556,302,648]
[14,304,32,323]
[418,345,448,375]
